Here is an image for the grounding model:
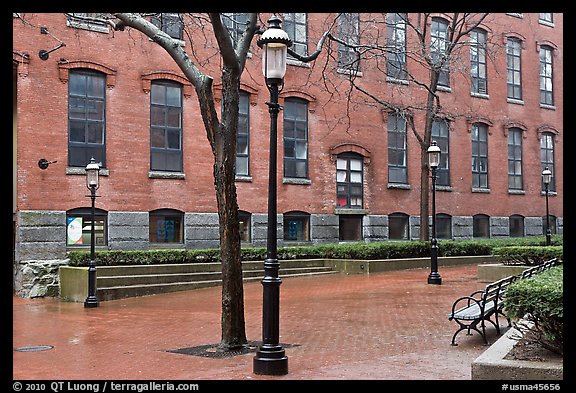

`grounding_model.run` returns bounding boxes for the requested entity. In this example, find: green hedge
[494,246,563,266]
[67,235,562,267]
[504,265,563,354]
